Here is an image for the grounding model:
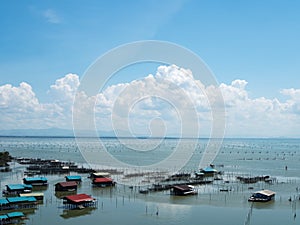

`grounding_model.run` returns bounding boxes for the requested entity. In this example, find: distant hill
[0,128,179,138]
[0,128,119,137]
[0,128,75,137]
